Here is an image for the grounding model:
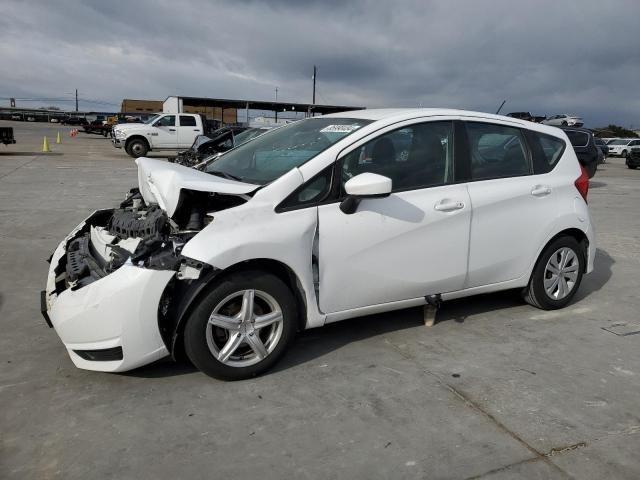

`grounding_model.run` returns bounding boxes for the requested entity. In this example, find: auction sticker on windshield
[320,124,362,133]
